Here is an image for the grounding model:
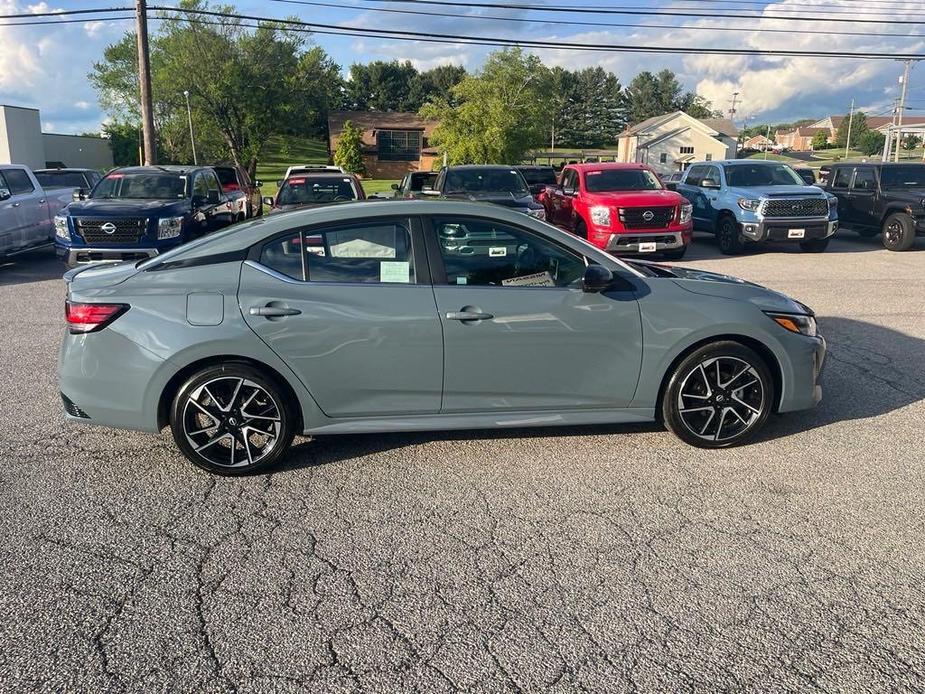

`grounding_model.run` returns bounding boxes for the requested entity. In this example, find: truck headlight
[765,312,817,337]
[591,206,611,227]
[827,195,838,211]
[157,216,183,240]
[54,215,69,240]
[737,198,761,212]
[679,203,692,224]
[526,208,546,221]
